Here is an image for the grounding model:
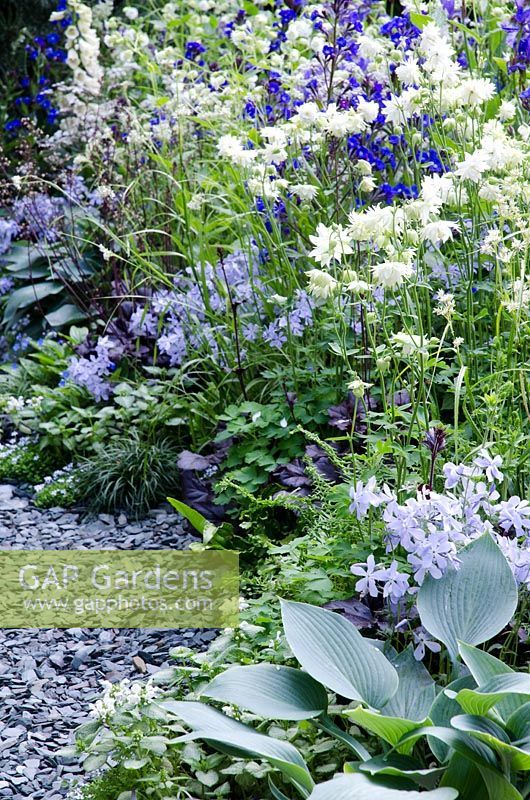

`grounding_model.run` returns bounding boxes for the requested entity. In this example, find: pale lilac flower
[378,561,410,602]
[474,449,503,483]
[412,627,442,661]
[349,476,383,519]
[407,531,456,584]
[350,555,381,597]
[495,497,530,538]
